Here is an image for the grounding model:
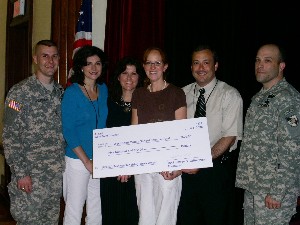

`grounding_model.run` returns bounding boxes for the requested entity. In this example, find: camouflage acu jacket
[3,75,65,181]
[235,78,300,201]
